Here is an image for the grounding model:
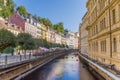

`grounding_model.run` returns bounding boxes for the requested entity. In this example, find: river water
[23,54,95,80]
